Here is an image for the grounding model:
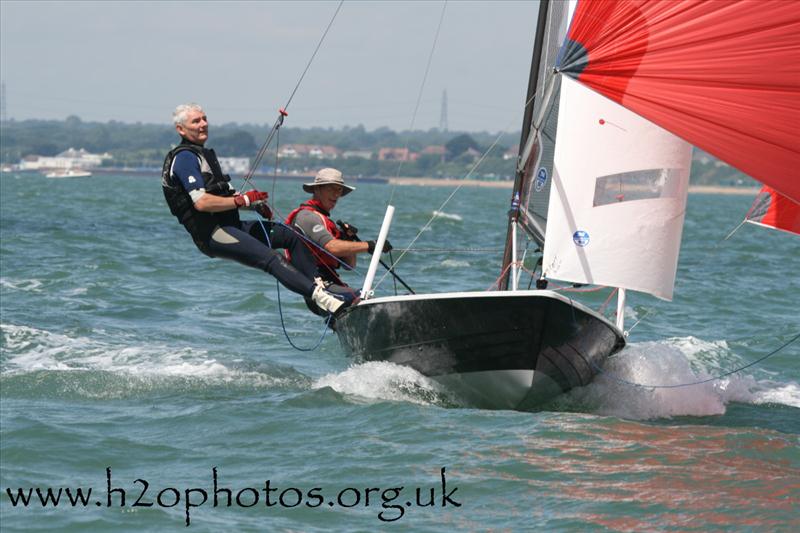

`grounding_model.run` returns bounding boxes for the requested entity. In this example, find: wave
[432,210,463,221]
[0,323,308,399]
[0,277,44,292]
[553,335,800,420]
[422,258,470,271]
[5,323,794,416]
[313,361,462,407]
